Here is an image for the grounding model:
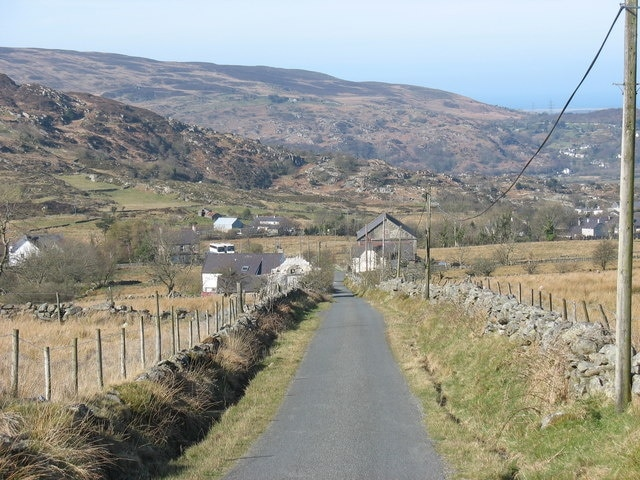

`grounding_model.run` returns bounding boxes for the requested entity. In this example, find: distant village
[7,201,639,298]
